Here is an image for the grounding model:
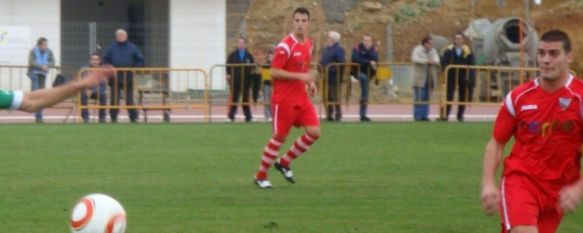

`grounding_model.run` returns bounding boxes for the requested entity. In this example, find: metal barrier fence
[322,62,442,105]
[209,63,324,121]
[0,65,78,122]
[372,62,429,104]
[0,63,551,123]
[439,64,541,119]
[208,64,258,122]
[440,64,538,107]
[322,63,359,107]
[319,63,547,120]
[209,63,258,105]
[320,63,543,106]
[207,62,460,121]
[76,67,210,123]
